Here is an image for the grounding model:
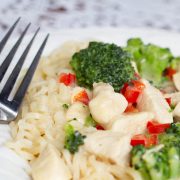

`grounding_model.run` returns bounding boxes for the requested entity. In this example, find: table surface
[0,0,180,36]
